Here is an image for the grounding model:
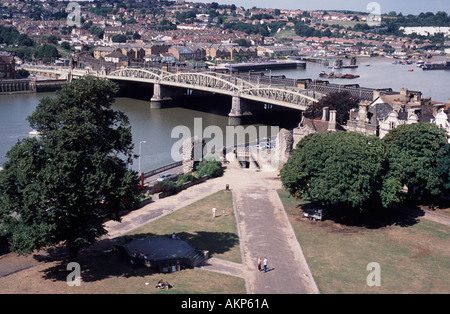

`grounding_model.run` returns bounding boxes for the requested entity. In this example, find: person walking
[257,257,262,272]
[263,257,268,273]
